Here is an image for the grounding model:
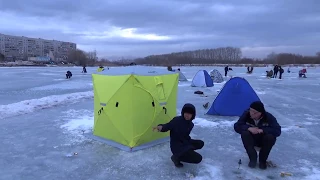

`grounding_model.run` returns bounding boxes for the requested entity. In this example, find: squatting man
[234,101,281,169]
[153,103,204,168]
